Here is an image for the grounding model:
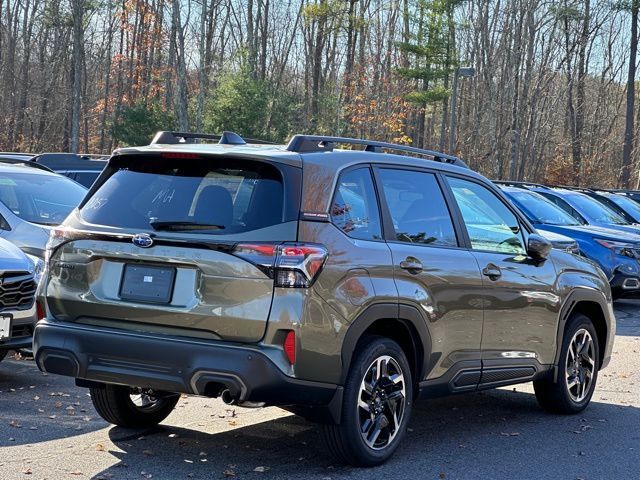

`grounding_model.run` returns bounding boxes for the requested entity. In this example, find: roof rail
[150,131,274,146]
[0,156,53,172]
[492,180,549,189]
[286,135,468,168]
